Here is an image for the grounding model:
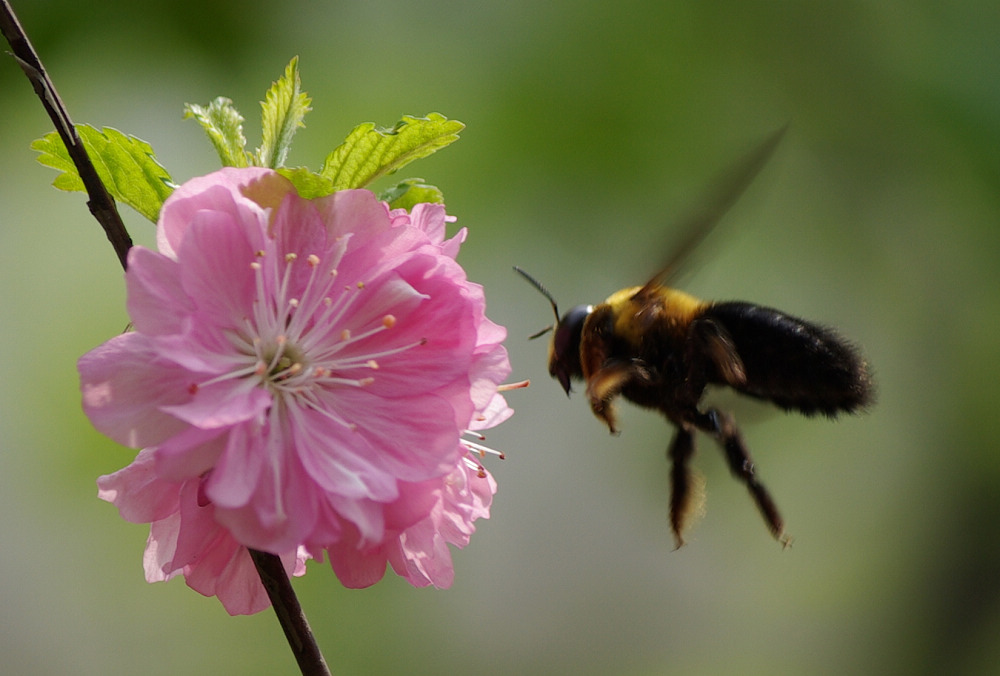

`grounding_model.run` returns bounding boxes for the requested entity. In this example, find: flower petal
[125,247,192,336]
[290,404,400,502]
[79,333,194,448]
[176,210,261,324]
[97,449,180,523]
[157,167,275,258]
[160,380,270,430]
